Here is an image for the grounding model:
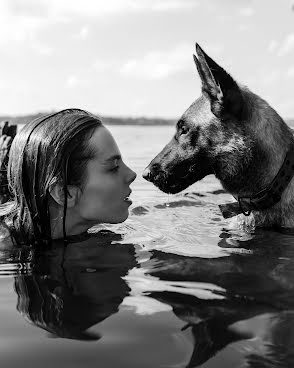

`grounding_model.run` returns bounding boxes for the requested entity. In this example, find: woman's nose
[126,165,137,184]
